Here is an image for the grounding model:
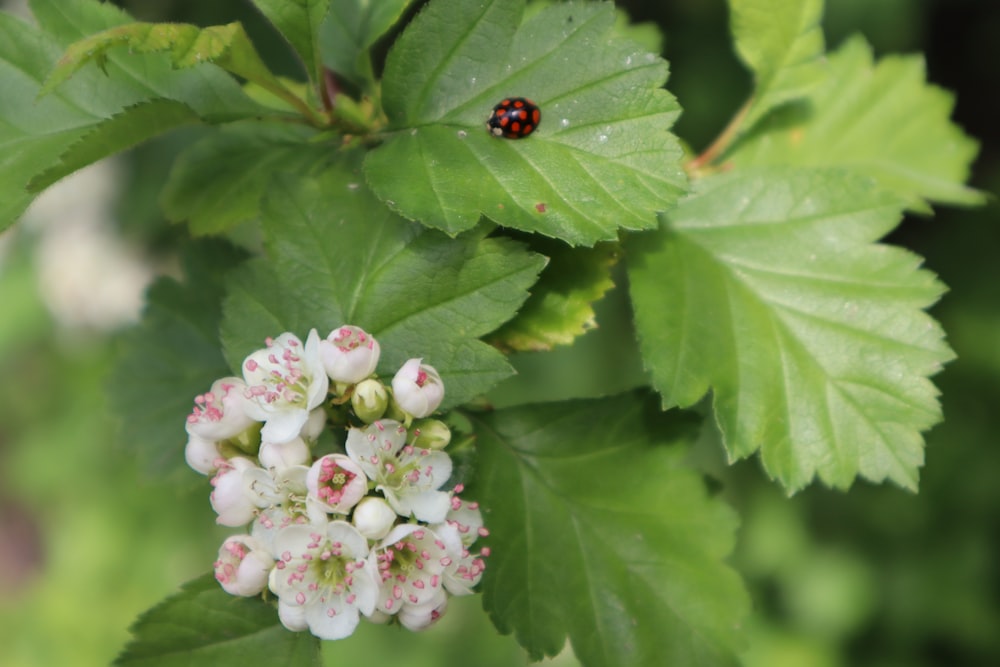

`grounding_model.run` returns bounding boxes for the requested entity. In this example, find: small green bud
[411,419,452,450]
[351,378,389,423]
